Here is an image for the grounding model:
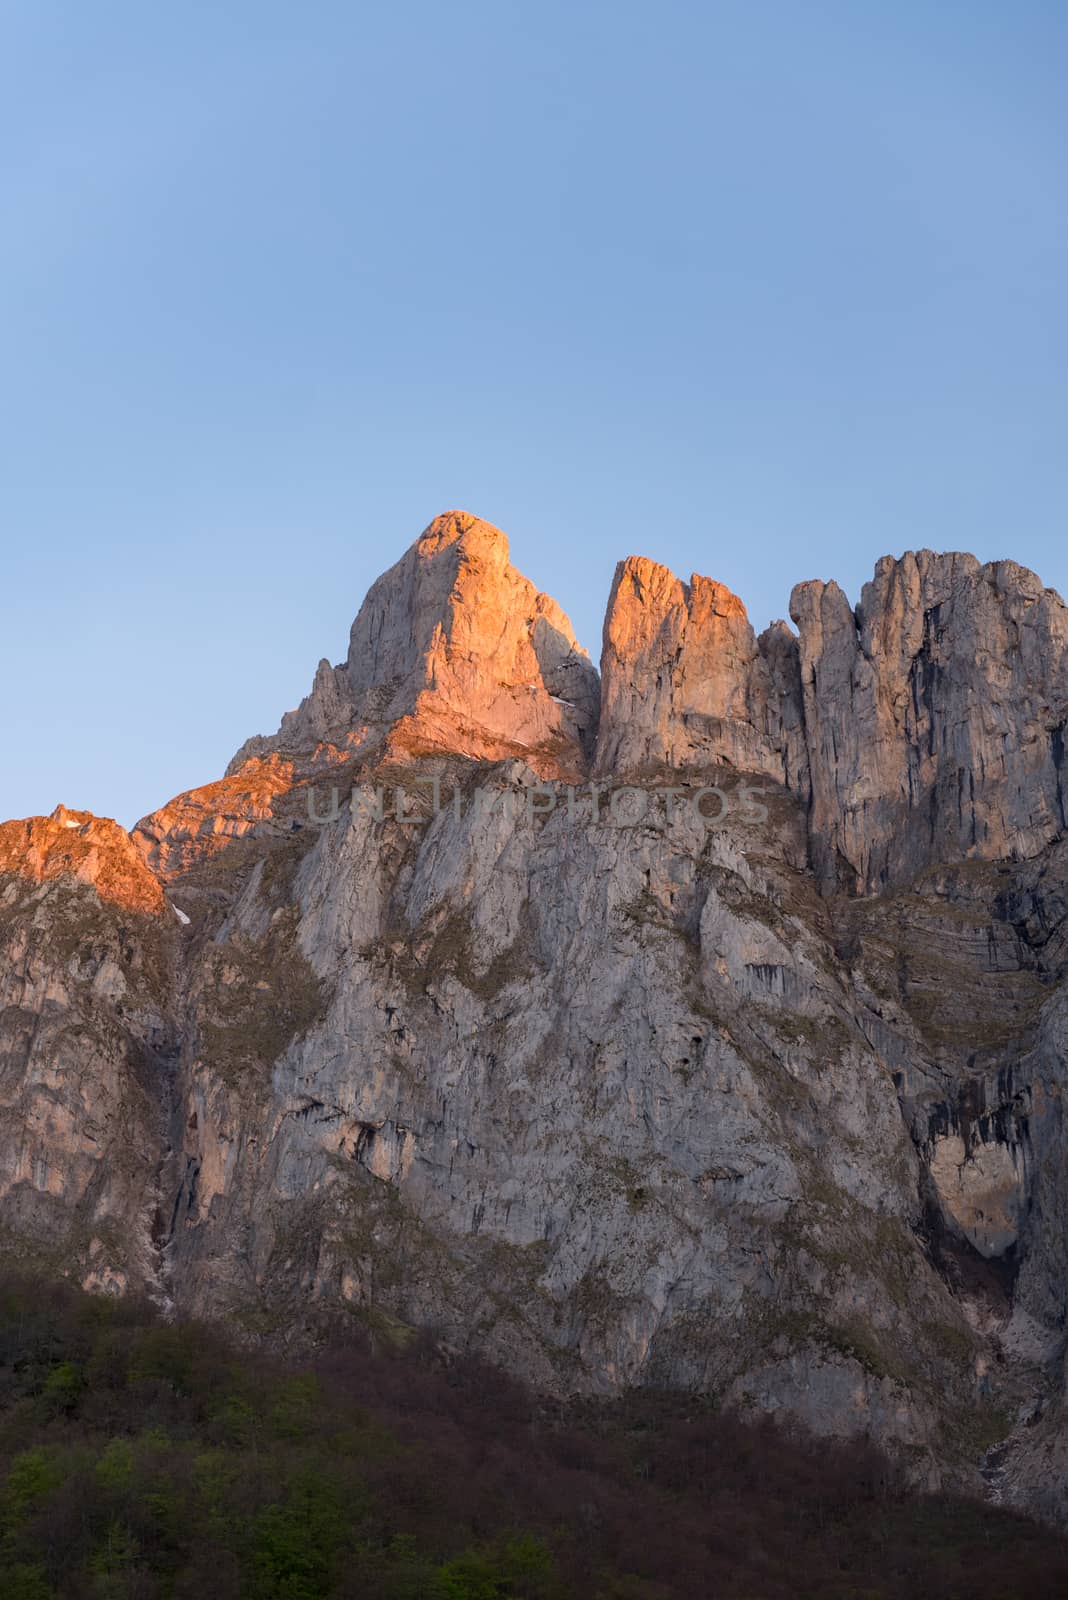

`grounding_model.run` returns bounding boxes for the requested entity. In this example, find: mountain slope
[2,511,1068,1520]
